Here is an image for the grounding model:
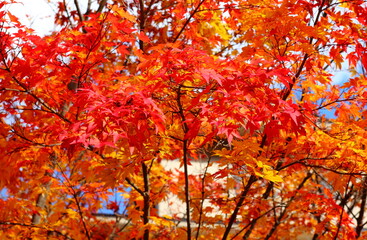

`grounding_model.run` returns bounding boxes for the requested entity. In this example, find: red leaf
[184,118,201,140]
